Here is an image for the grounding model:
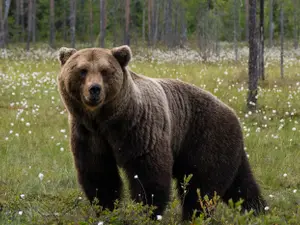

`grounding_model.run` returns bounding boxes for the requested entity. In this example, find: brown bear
[57,45,266,220]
